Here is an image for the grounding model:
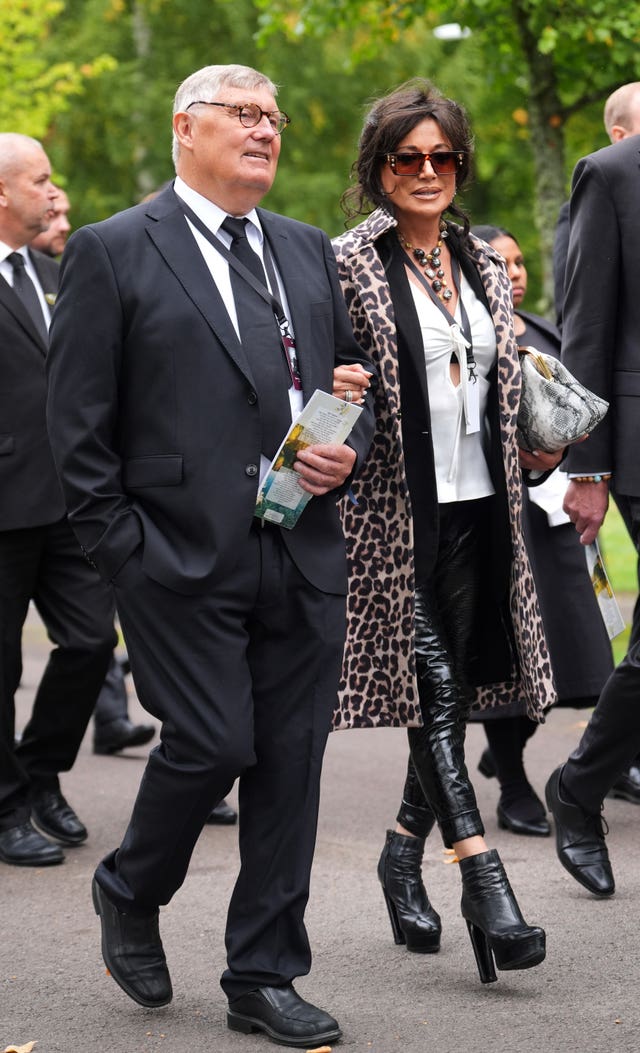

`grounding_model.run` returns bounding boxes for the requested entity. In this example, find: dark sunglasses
[385,150,465,176]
